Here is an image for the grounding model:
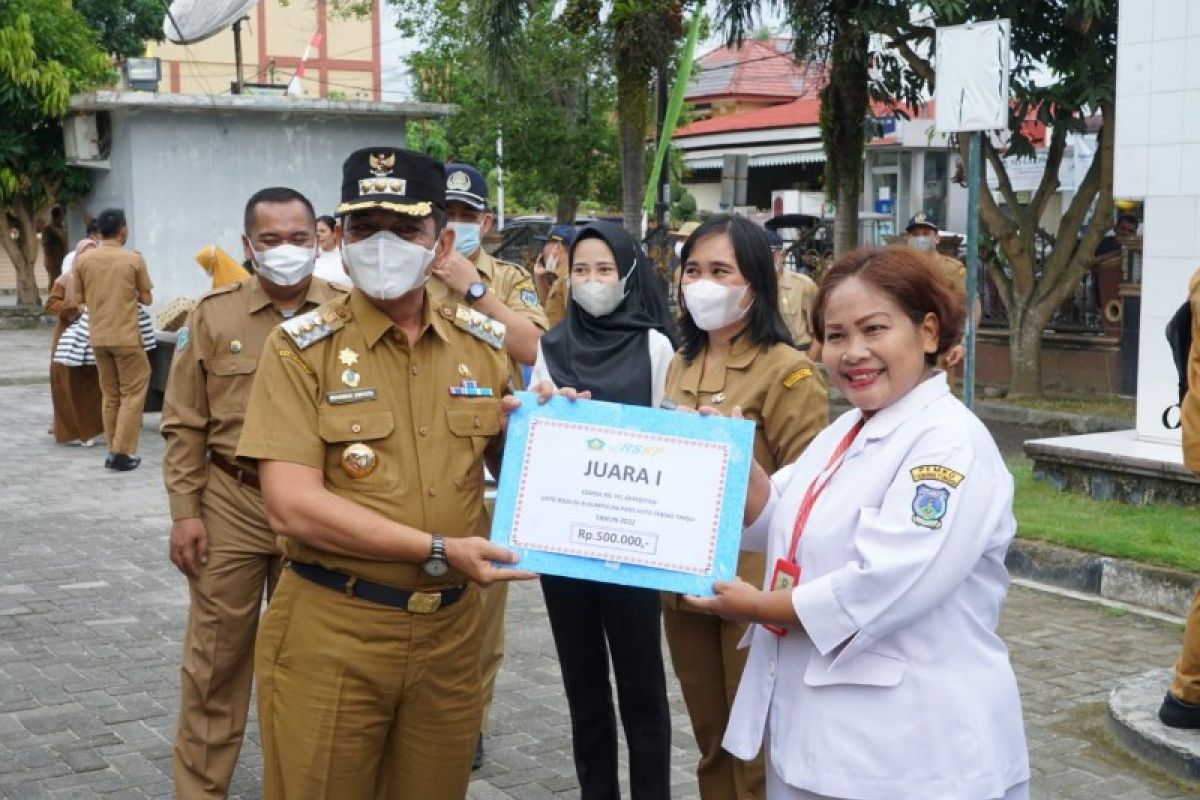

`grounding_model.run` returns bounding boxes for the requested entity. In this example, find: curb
[975,400,1131,434]
[1006,539,1198,618]
[1108,668,1200,782]
[830,399,1131,434]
